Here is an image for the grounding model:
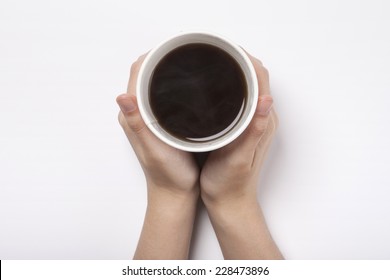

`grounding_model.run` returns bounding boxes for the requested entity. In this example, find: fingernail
[257,98,273,116]
[118,96,137,113]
